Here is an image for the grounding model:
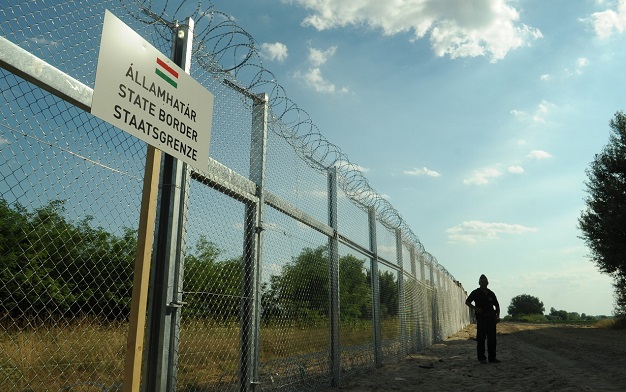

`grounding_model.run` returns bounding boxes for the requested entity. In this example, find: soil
[325,322,626,392]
